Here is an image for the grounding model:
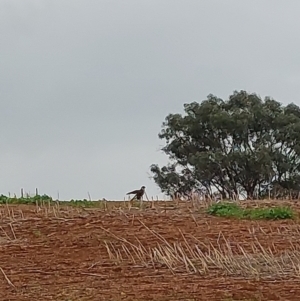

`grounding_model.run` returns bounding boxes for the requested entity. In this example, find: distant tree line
[151,91,300,200]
